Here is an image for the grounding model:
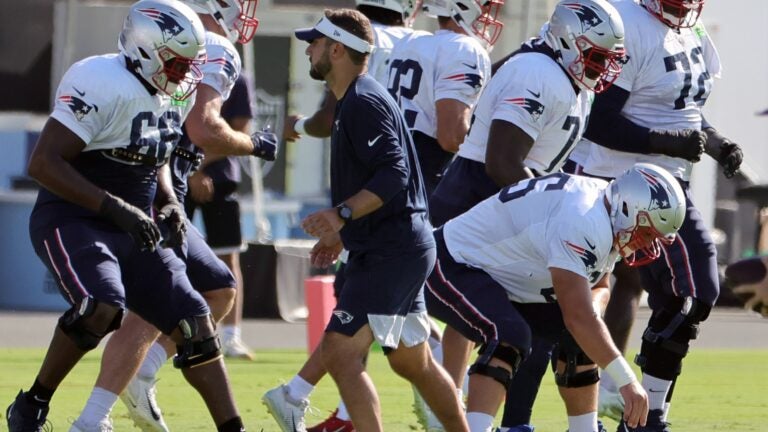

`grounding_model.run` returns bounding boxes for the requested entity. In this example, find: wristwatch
[336,203,353,223]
